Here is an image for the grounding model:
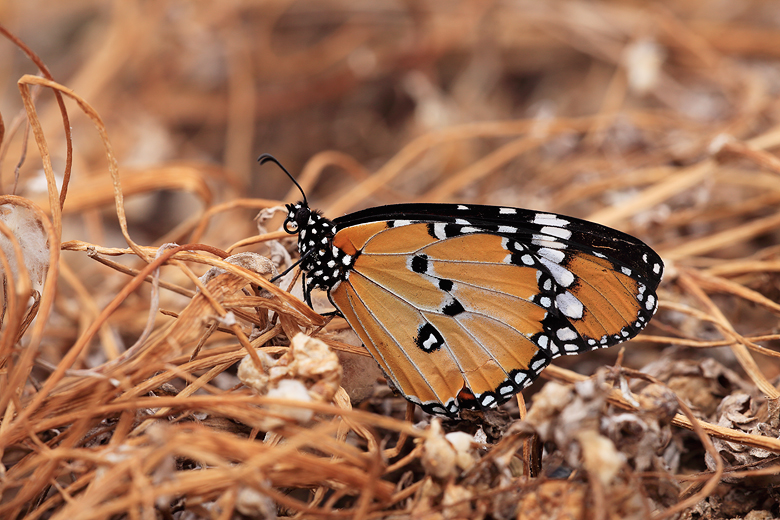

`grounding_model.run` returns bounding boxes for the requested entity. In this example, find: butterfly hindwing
[327,221,562,413]
[331,273,465,414]
[329,249,553,414]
